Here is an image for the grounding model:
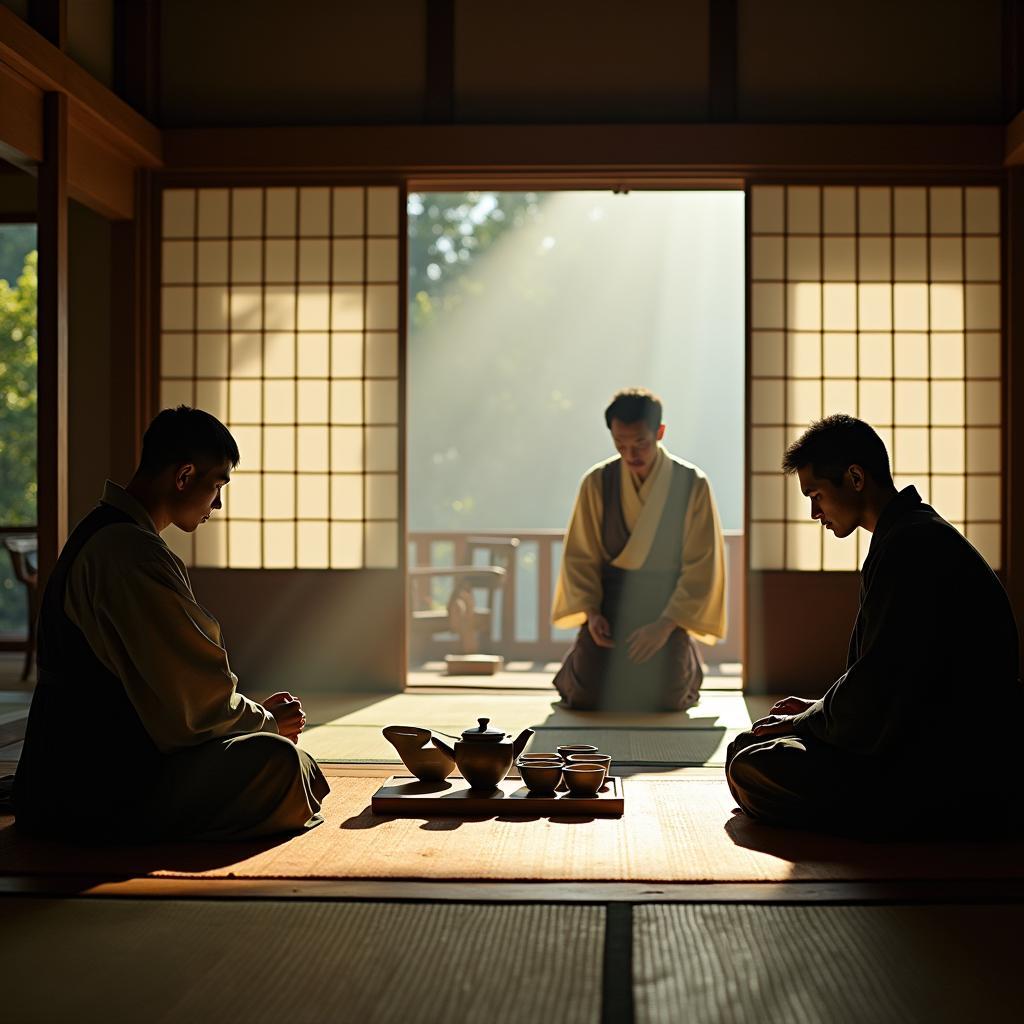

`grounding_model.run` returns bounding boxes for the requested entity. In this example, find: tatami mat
[0,898,604,1024]
[633,903,1022,1024]
[304,690,754,730]
[408,663,744,693]
[298,689,754,765]
[3,776,1023,885]
[300,724,736,765]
